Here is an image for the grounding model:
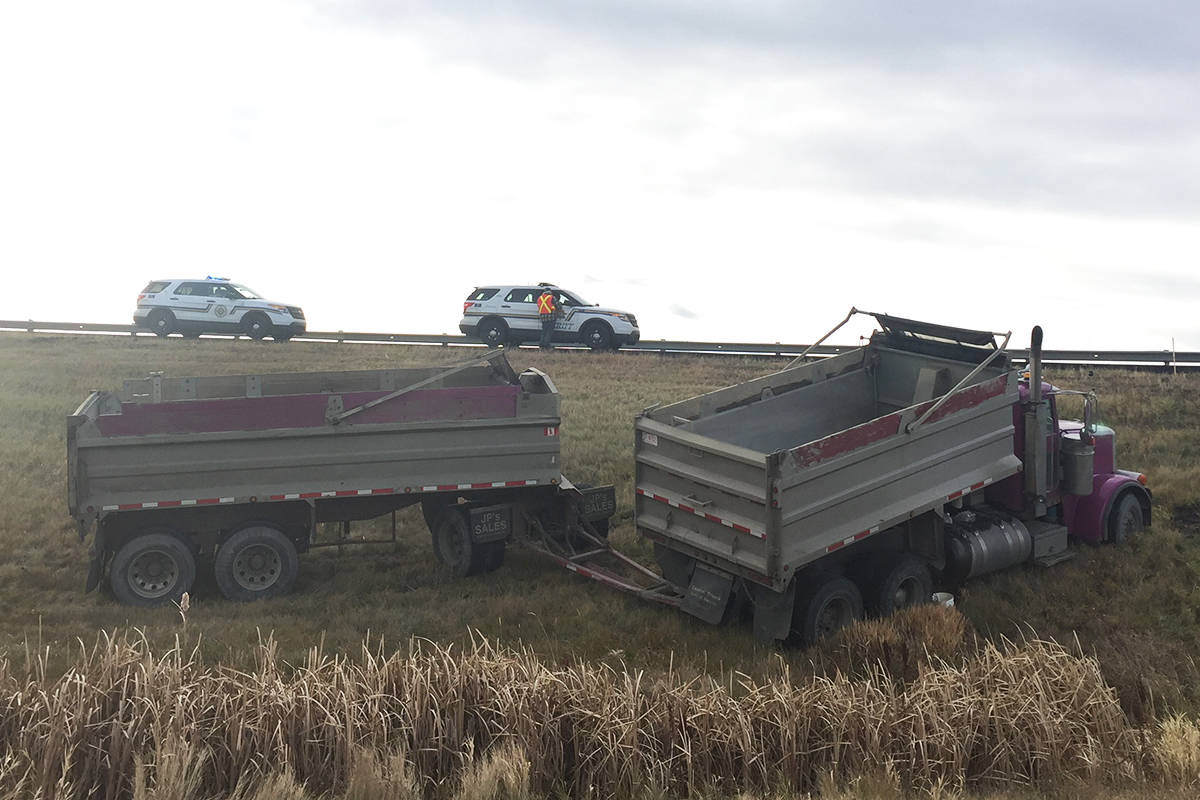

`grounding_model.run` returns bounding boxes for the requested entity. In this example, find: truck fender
[1064,474,1151,544]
